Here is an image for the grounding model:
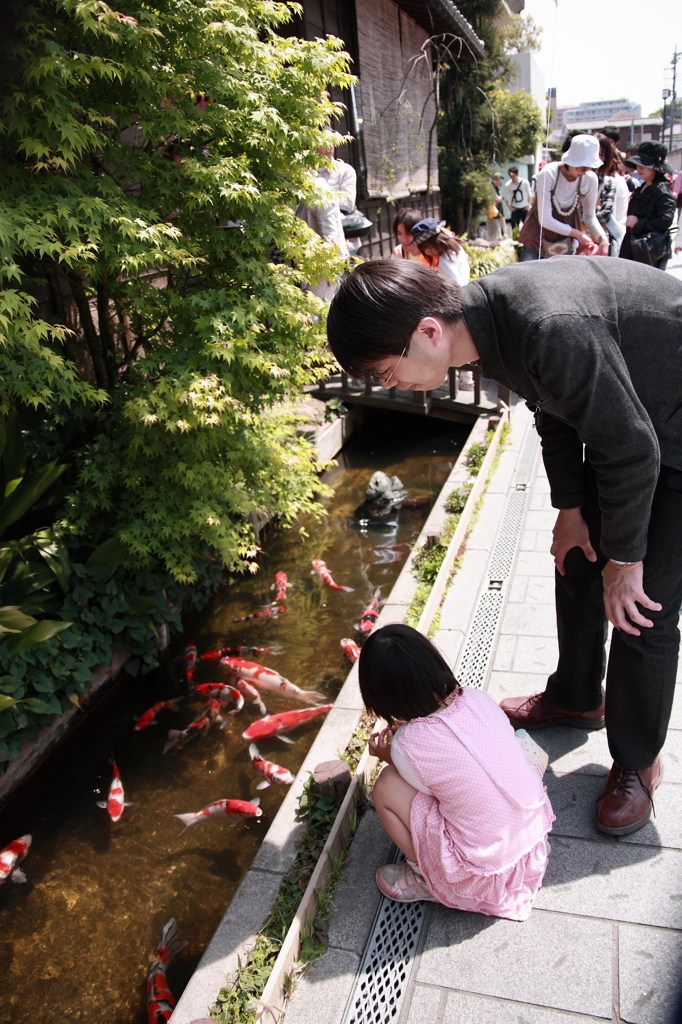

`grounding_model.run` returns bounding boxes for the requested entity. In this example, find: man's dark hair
[509,165,519,174]
[326,260,463,379]
[358,623,461,726]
